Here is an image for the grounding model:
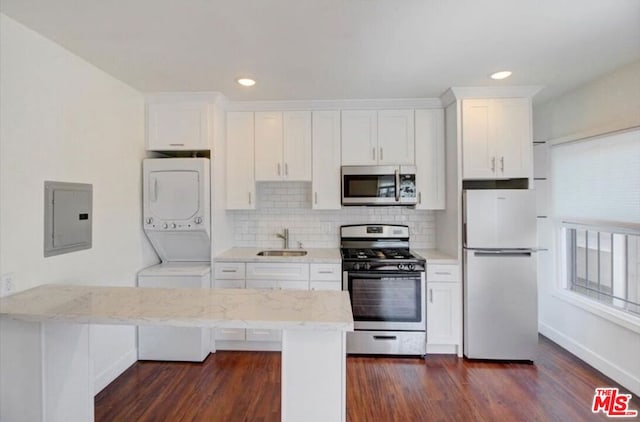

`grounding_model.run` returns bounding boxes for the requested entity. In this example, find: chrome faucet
[276,228,289,249]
